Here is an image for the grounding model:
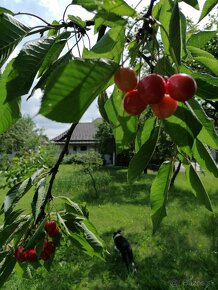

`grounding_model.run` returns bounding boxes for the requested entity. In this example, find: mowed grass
[2,164,218,290]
